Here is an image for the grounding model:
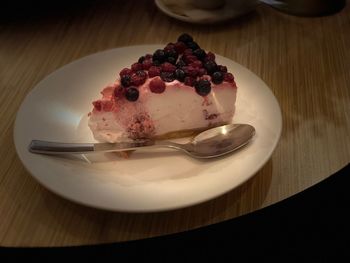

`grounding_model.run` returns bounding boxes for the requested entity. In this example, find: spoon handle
[28,139,184,155]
